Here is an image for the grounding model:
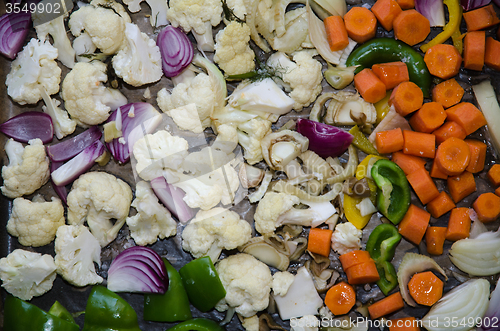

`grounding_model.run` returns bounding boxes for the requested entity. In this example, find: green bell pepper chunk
[49,301,76,324]
[345,38,432,97]
[4,296,80,331]
[166,318,225,331]
[366,223,402,264]
[376,261,399,296]
[371,159,411,225]
[144,258,192,322]
[179,256,226,312]
[82,285,141,331]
